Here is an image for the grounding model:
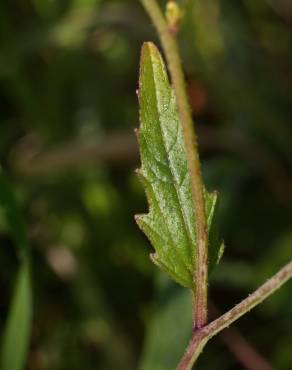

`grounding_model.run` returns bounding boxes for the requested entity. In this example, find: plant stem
[140,0,208,330]
[176,261,292,370]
